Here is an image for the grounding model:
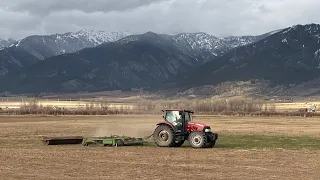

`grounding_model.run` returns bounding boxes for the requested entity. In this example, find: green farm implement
[42,135,148,147]
[82,135,147,147]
